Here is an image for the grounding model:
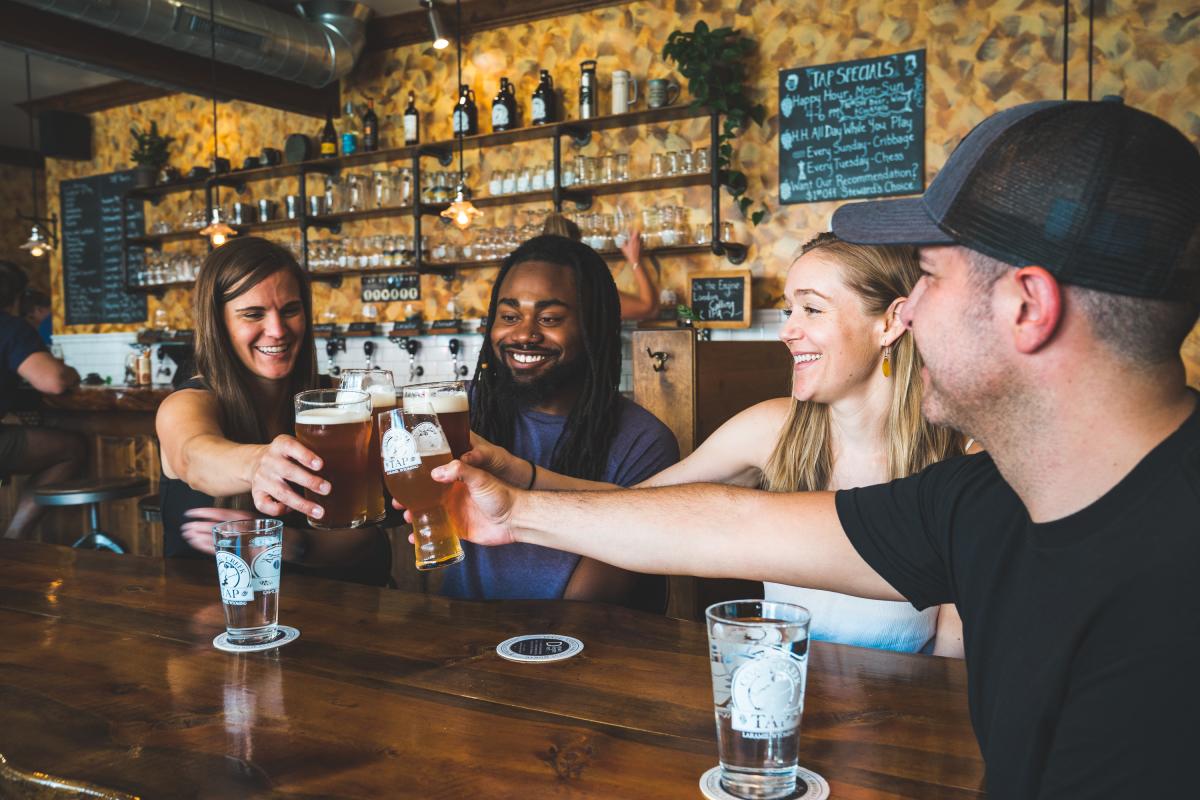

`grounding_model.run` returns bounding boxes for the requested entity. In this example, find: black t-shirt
[0,311,47,416]
[836,405,1200,799]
